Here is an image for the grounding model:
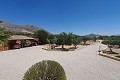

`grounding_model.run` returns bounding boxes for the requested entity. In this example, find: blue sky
[0,0,120,35]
